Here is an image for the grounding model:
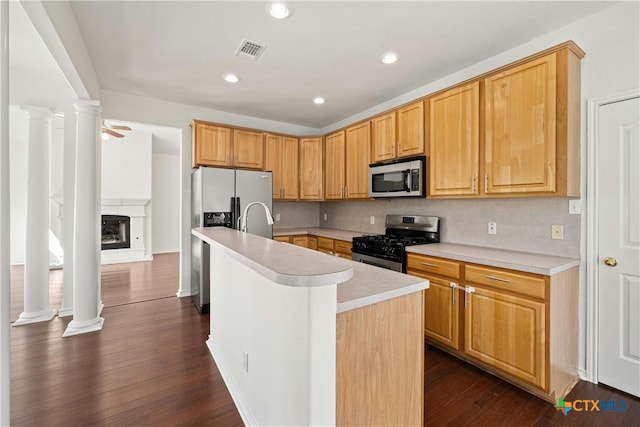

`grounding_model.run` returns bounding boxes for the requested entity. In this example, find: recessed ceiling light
[267,2,290,19]
[223,73,240,83]
[380,52,398,64]
[313,97,325,105]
